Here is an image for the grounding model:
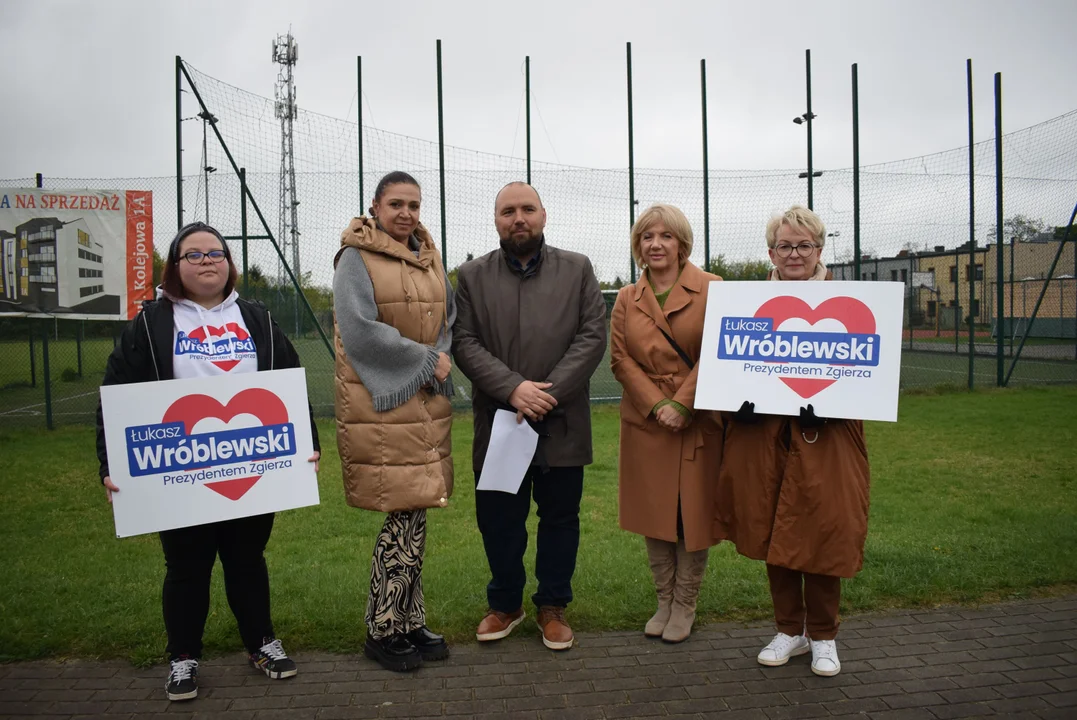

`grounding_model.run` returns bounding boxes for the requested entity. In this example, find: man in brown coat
[452,182,607,650]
